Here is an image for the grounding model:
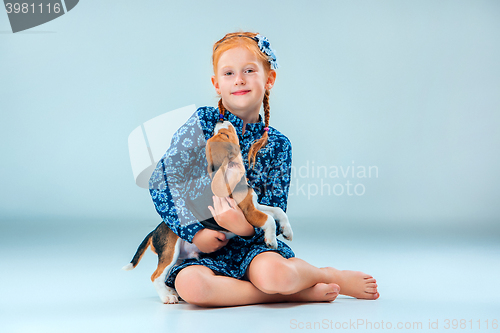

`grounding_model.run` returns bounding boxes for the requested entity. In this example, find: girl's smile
[232,89,251,95]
